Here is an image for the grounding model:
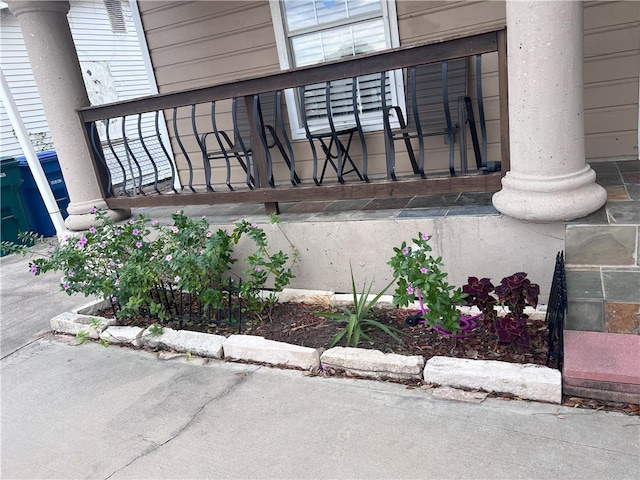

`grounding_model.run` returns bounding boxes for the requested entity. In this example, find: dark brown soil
[100,301,640,416]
